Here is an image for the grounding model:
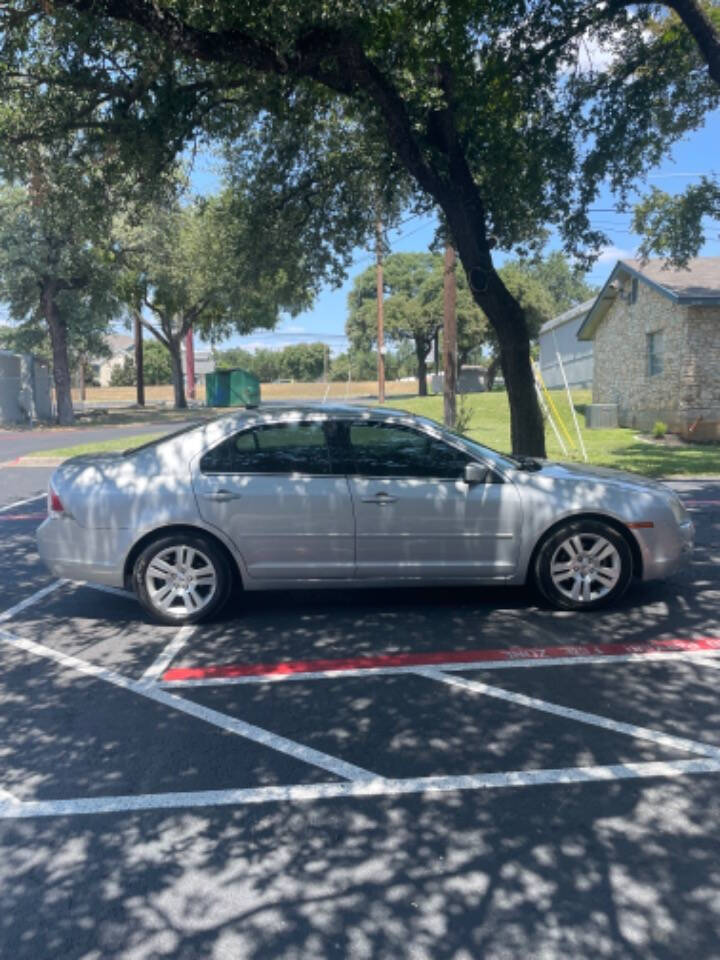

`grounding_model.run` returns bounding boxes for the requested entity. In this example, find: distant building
[538,299,595,389]
[95,333,134,386]
[431,365,488,394]
[579,258,720,440]
[181,345,215,386]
